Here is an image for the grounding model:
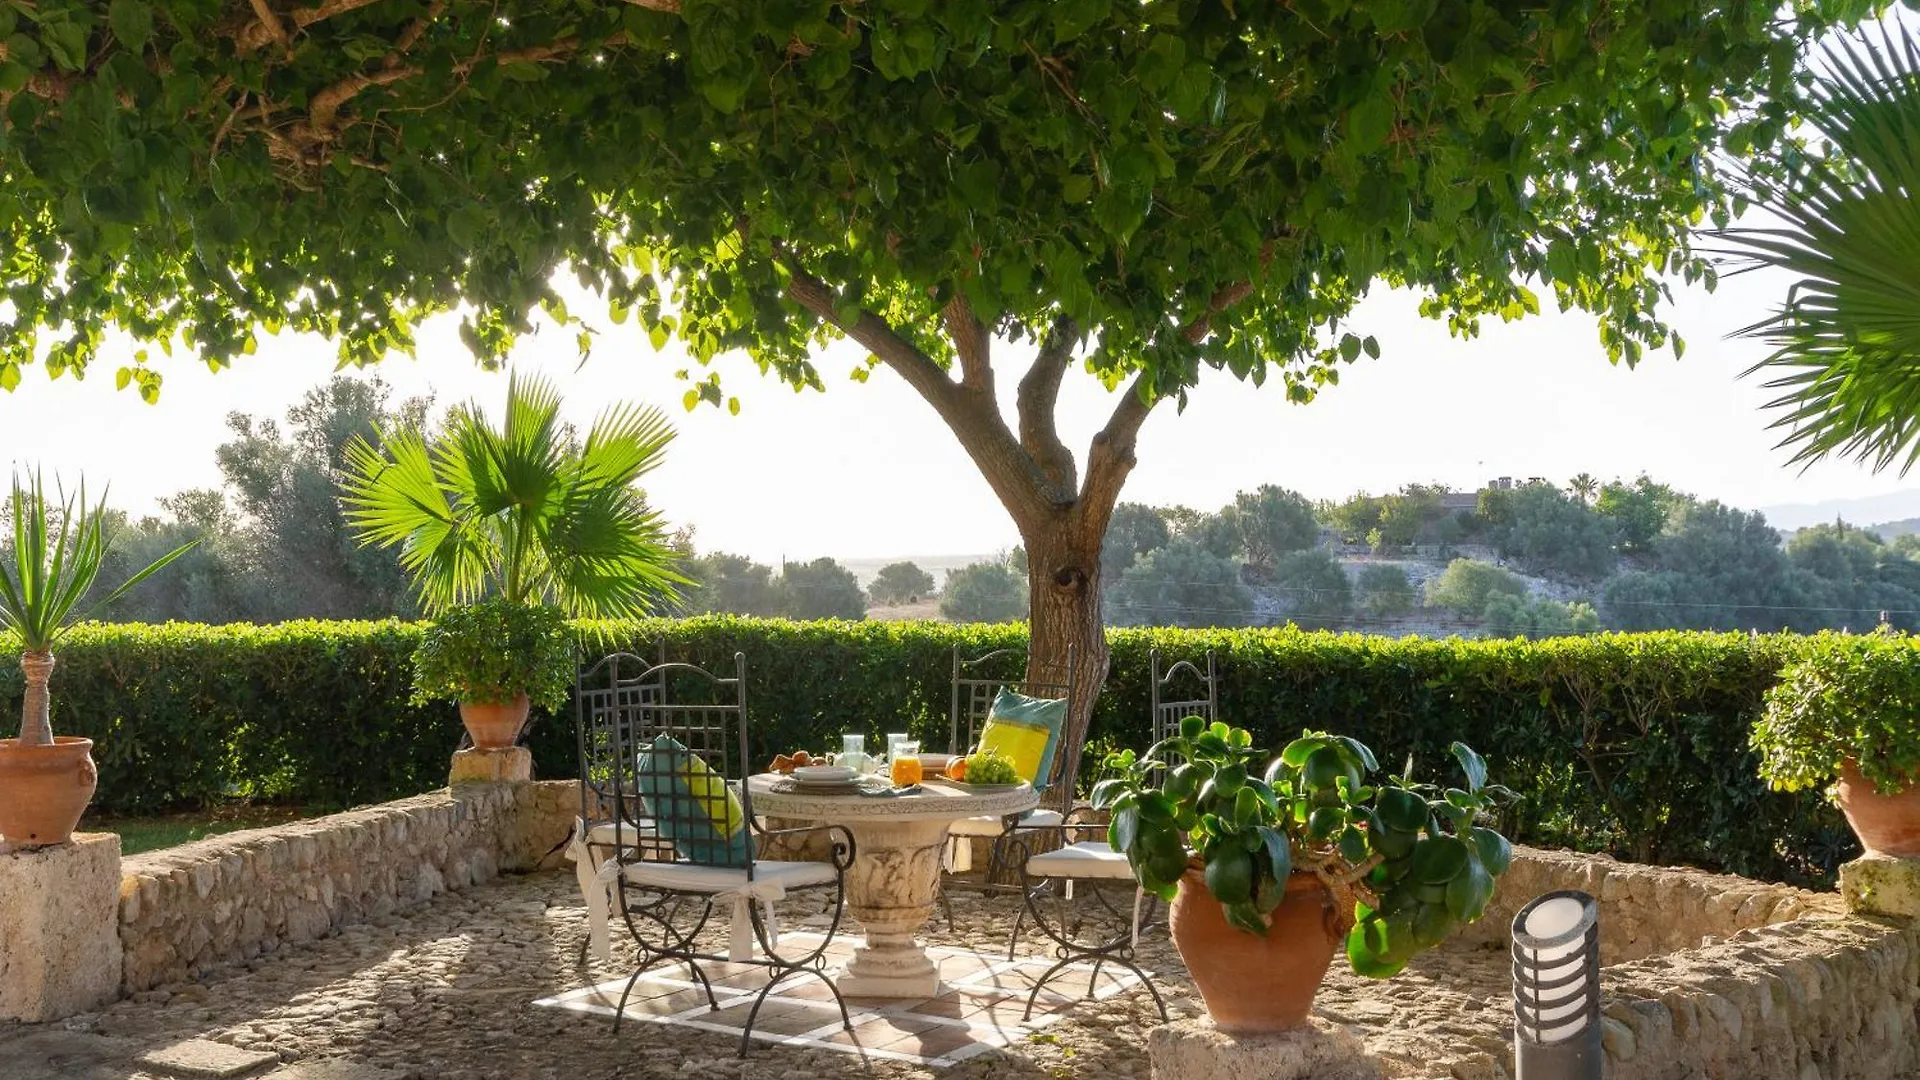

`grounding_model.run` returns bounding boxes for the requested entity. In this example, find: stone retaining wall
[117,780,577,993]
[1460,845,1843,964]
[1423,846,1916,1080]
